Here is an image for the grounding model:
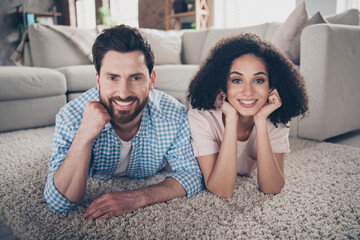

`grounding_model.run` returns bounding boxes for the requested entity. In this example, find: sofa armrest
[298,24,360,140]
